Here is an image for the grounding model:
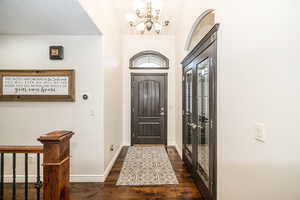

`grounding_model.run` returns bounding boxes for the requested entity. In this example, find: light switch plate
[89,109,95,117]
[255,123,265,142]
